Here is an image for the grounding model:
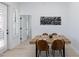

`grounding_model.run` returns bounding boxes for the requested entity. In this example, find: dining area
[30,33,71,57]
